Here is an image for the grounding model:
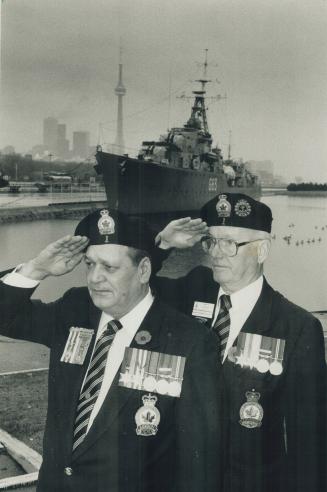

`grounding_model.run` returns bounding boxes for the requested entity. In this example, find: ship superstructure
[95,52,260,218]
